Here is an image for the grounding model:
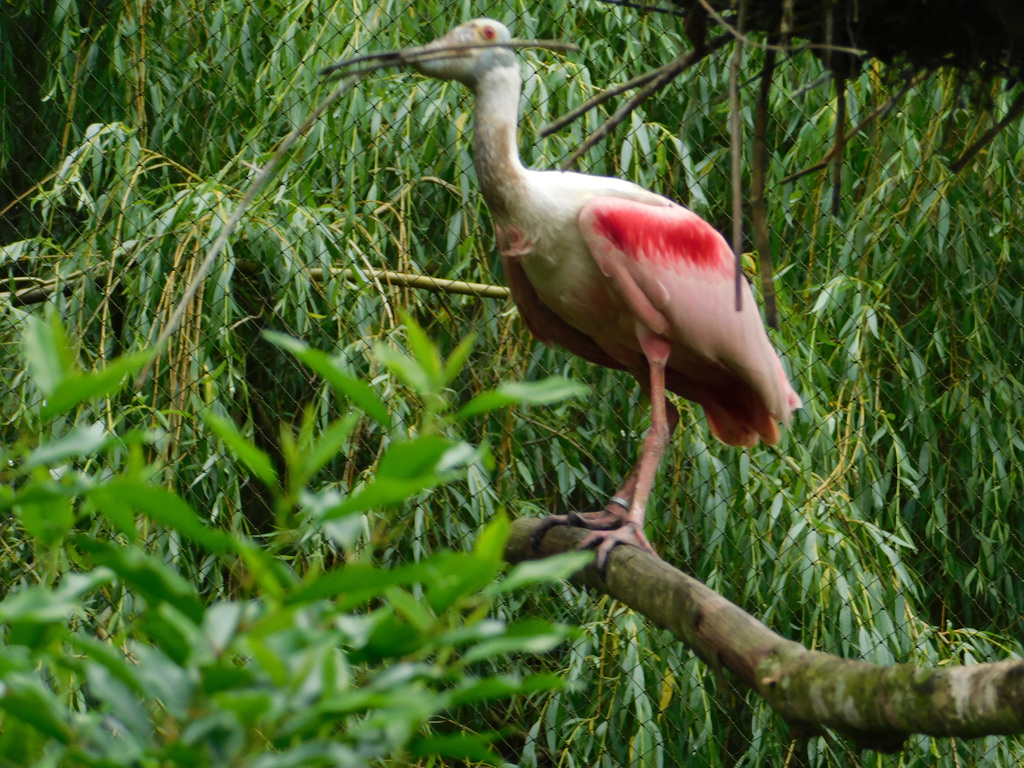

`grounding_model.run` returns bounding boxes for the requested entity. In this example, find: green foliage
[2,0,1024,765]
[0,315,586,765]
